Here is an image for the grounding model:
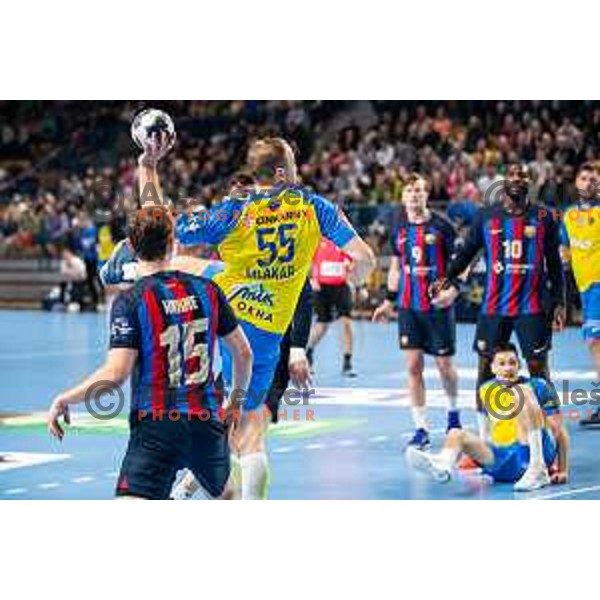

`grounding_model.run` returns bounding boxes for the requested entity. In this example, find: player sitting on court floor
[406,343,569,492]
